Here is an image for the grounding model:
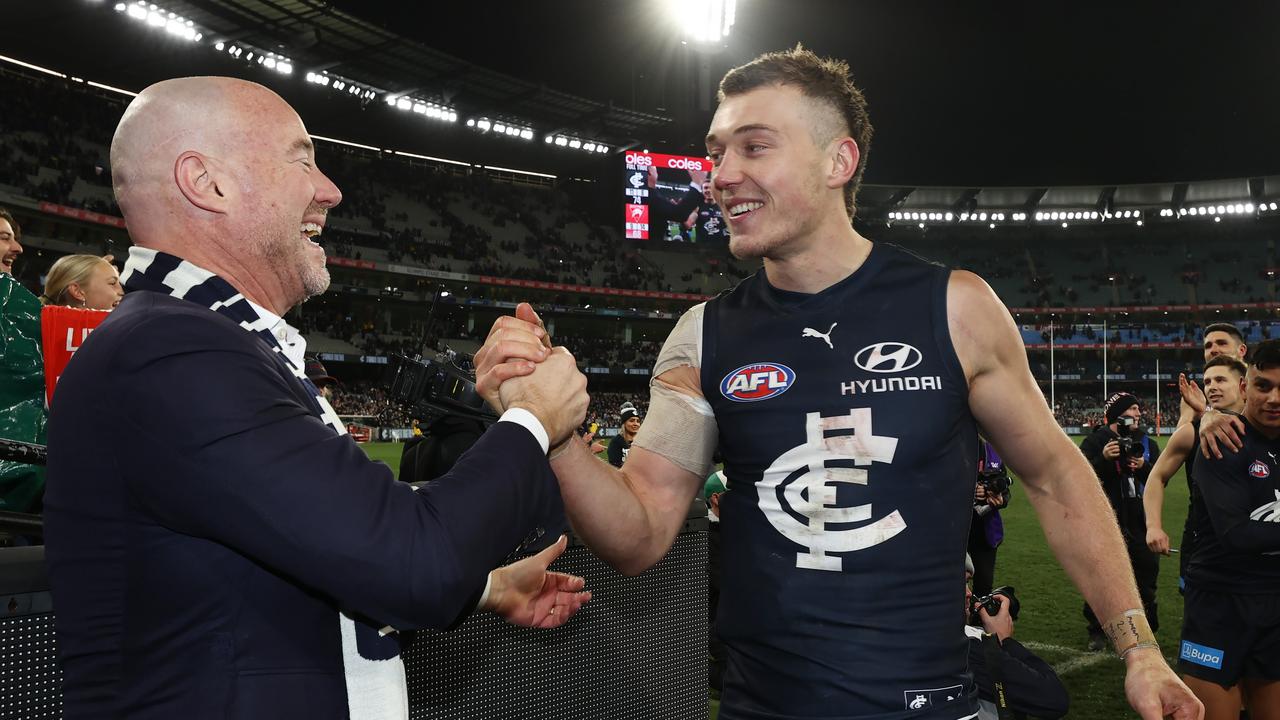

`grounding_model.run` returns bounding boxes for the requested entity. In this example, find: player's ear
[827,137,858,191]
